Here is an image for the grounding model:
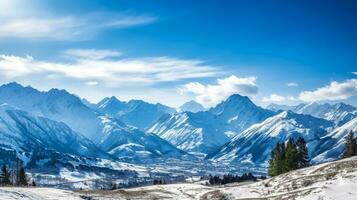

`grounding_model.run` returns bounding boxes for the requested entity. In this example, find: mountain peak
[226,93,250,103]
[1,81,22,88]
[333,102,356,111]
[179,100,205,113]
